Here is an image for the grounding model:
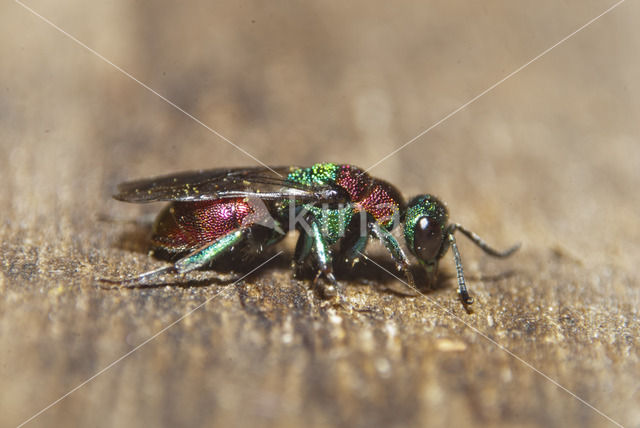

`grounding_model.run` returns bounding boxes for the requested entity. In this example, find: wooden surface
[2,2,639,427]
